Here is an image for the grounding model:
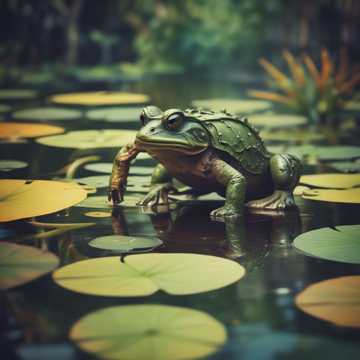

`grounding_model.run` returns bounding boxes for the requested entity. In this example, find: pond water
[1,75,360,360]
